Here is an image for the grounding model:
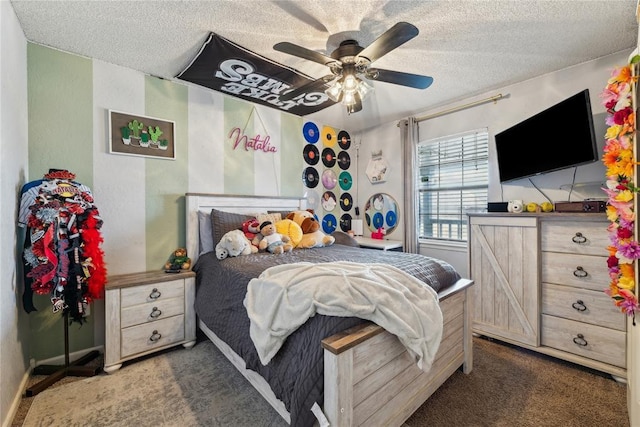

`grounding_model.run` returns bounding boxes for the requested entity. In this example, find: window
[417,128,488,242]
